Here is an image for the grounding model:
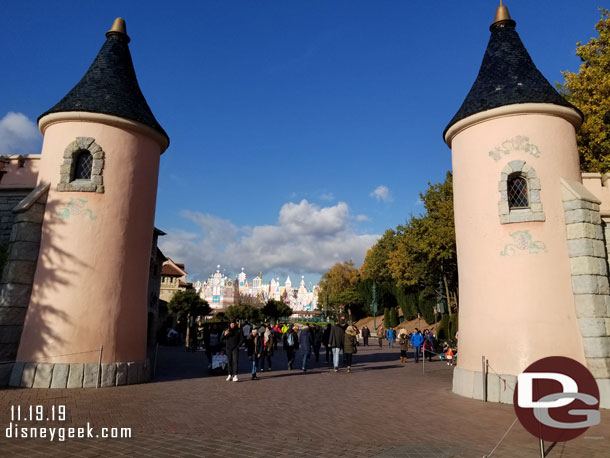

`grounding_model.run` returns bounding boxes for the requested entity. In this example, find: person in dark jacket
[398,329,409,363]
[283,324,299,370]
[246,328,264,380]
[344,326,358,373]
[298,325,312,371]
[322,324,332,364]
[361,325,370,346]
[311,324,323,362]
[328,322,345,372]
[261,325,274,372]
[222,320,244,381]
